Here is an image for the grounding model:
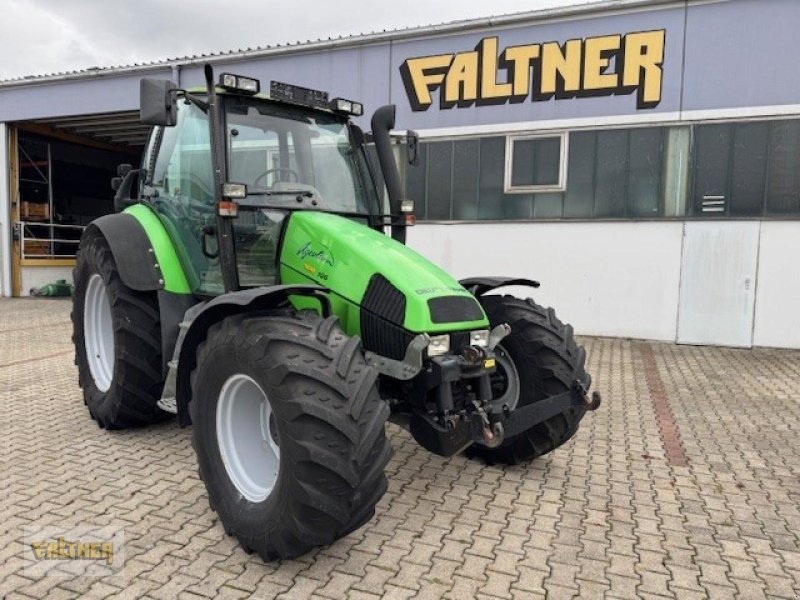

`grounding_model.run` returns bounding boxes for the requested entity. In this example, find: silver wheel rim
[216,374,280,503]
[490,344,520,412]
[84,273,114,392]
